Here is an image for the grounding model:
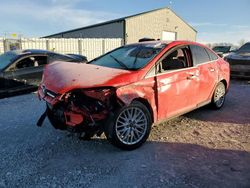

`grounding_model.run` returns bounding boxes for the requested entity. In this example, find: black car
[0,49,87,98]
[224,42,250,78]
[67,54,87,63]
[212,46,236,57]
